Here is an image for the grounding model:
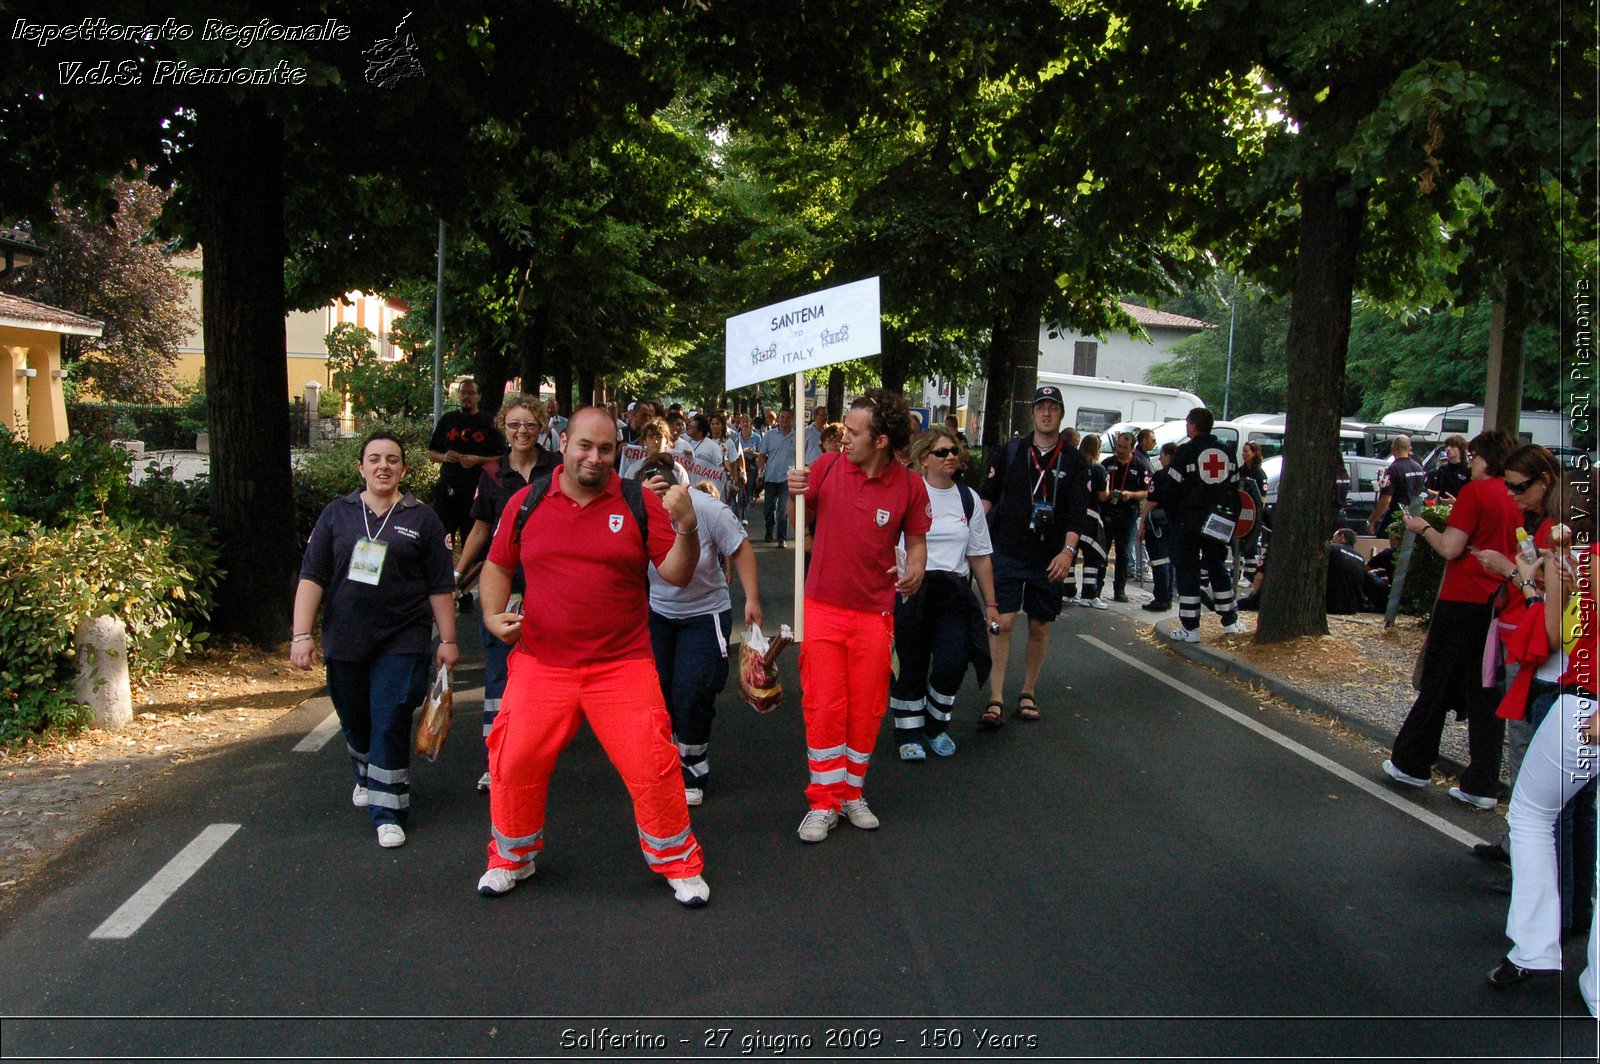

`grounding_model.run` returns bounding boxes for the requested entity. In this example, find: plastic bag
[738,623,794,713]
[415,664,453,762]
